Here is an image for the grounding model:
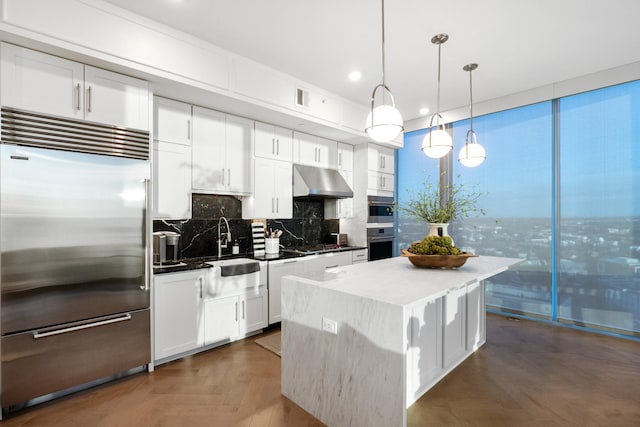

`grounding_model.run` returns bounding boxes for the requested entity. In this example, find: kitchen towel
[251,221,265,255]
